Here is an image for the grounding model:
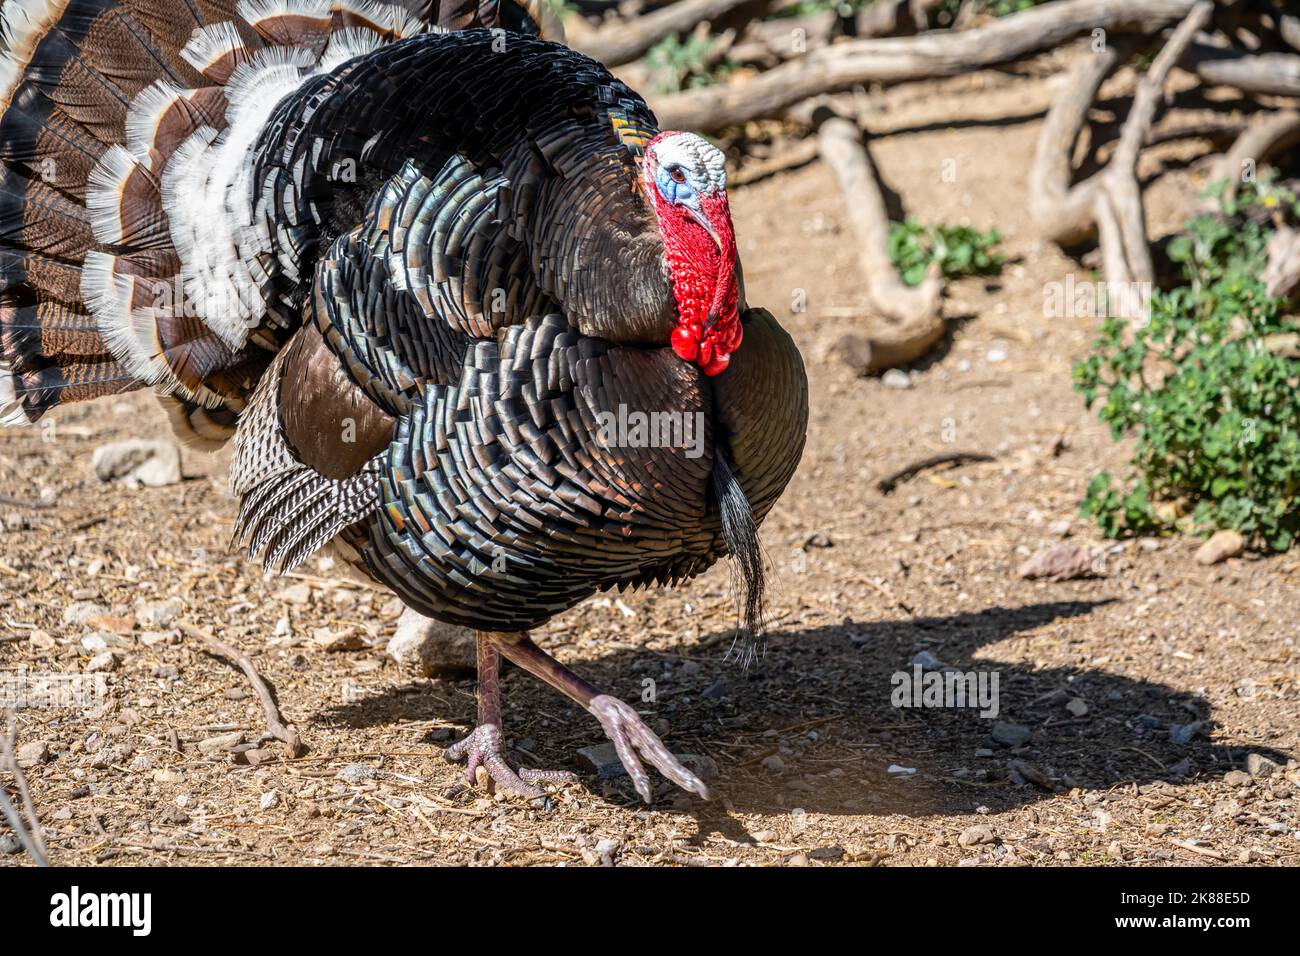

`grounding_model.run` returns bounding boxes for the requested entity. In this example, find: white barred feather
[0,359,28,426]
[84,145,143,245]
[179,21,250,77]
[0,0,72,109]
